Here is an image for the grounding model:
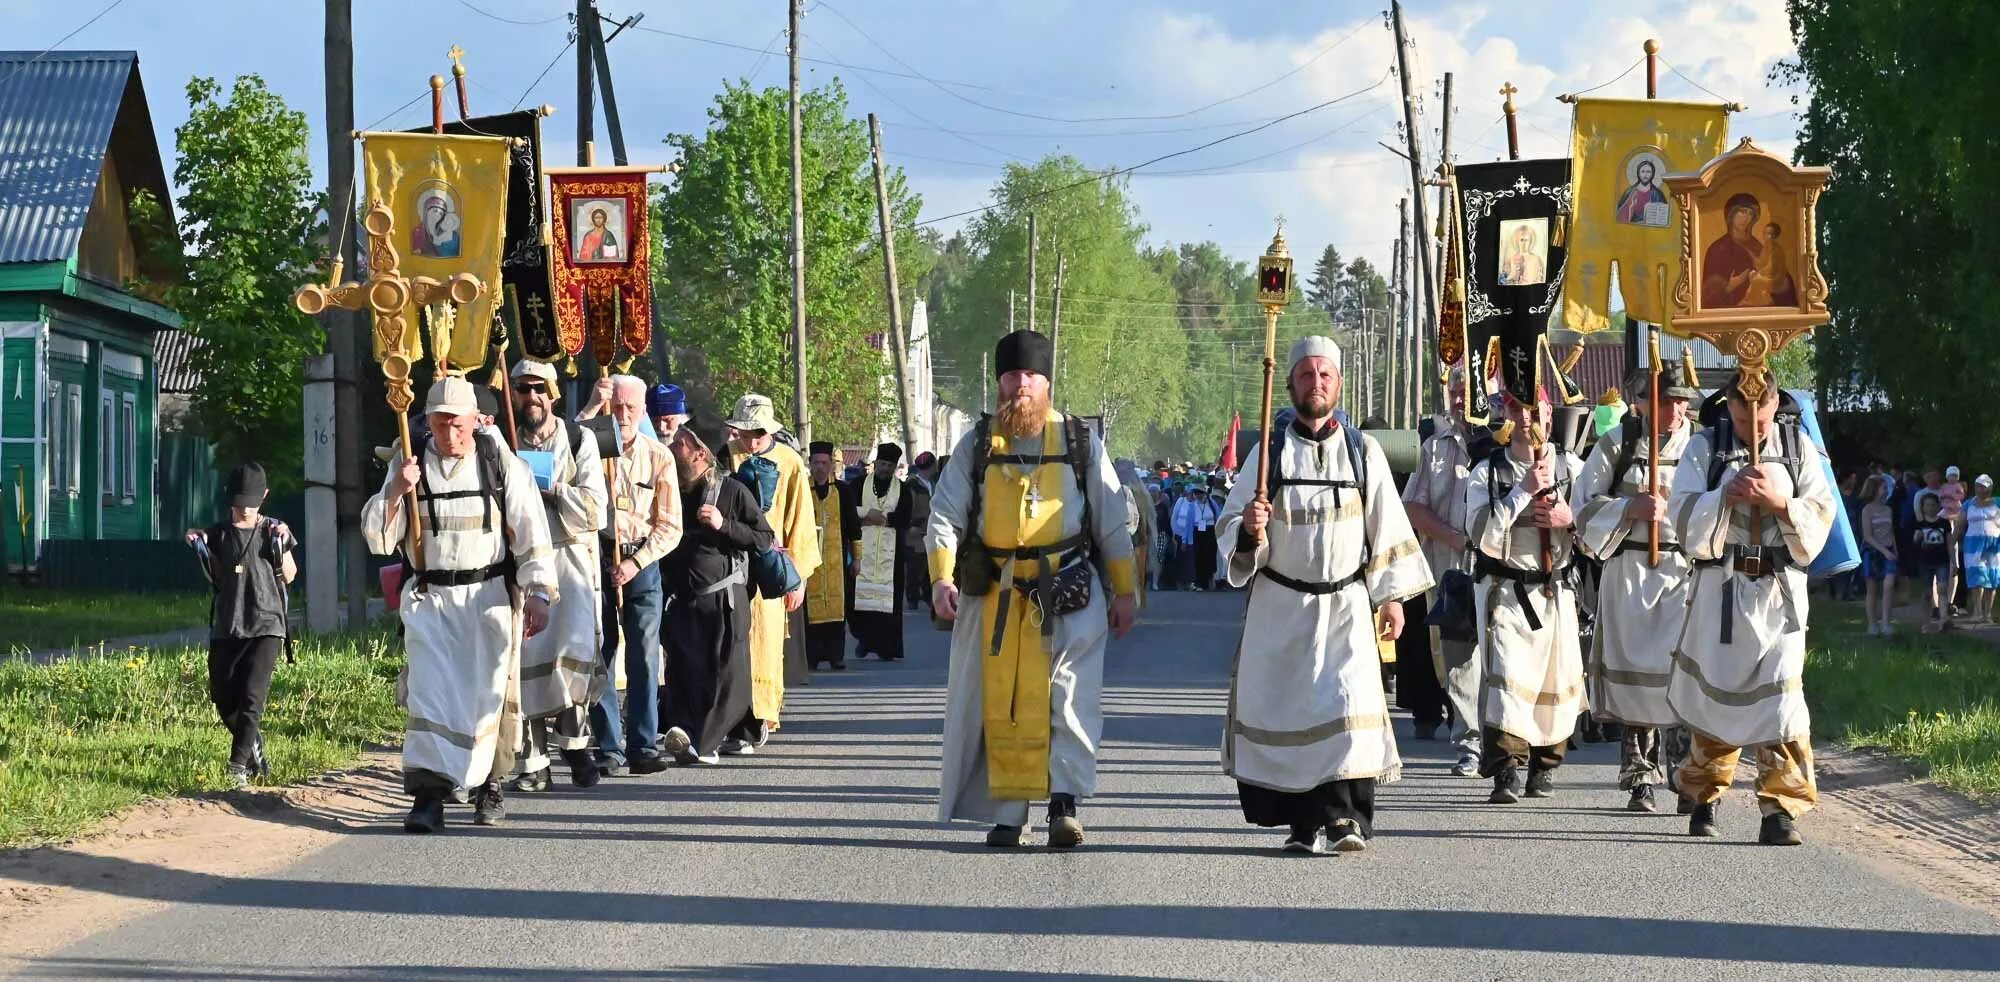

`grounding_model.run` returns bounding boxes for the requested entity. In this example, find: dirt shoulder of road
[0,753,403,971]
[1806,745,2000,919]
